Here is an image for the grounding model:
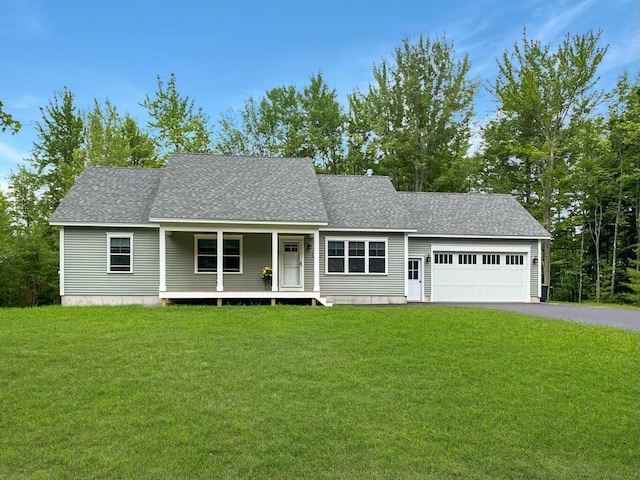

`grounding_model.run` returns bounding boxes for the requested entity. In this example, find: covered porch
[158,225,330,306]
